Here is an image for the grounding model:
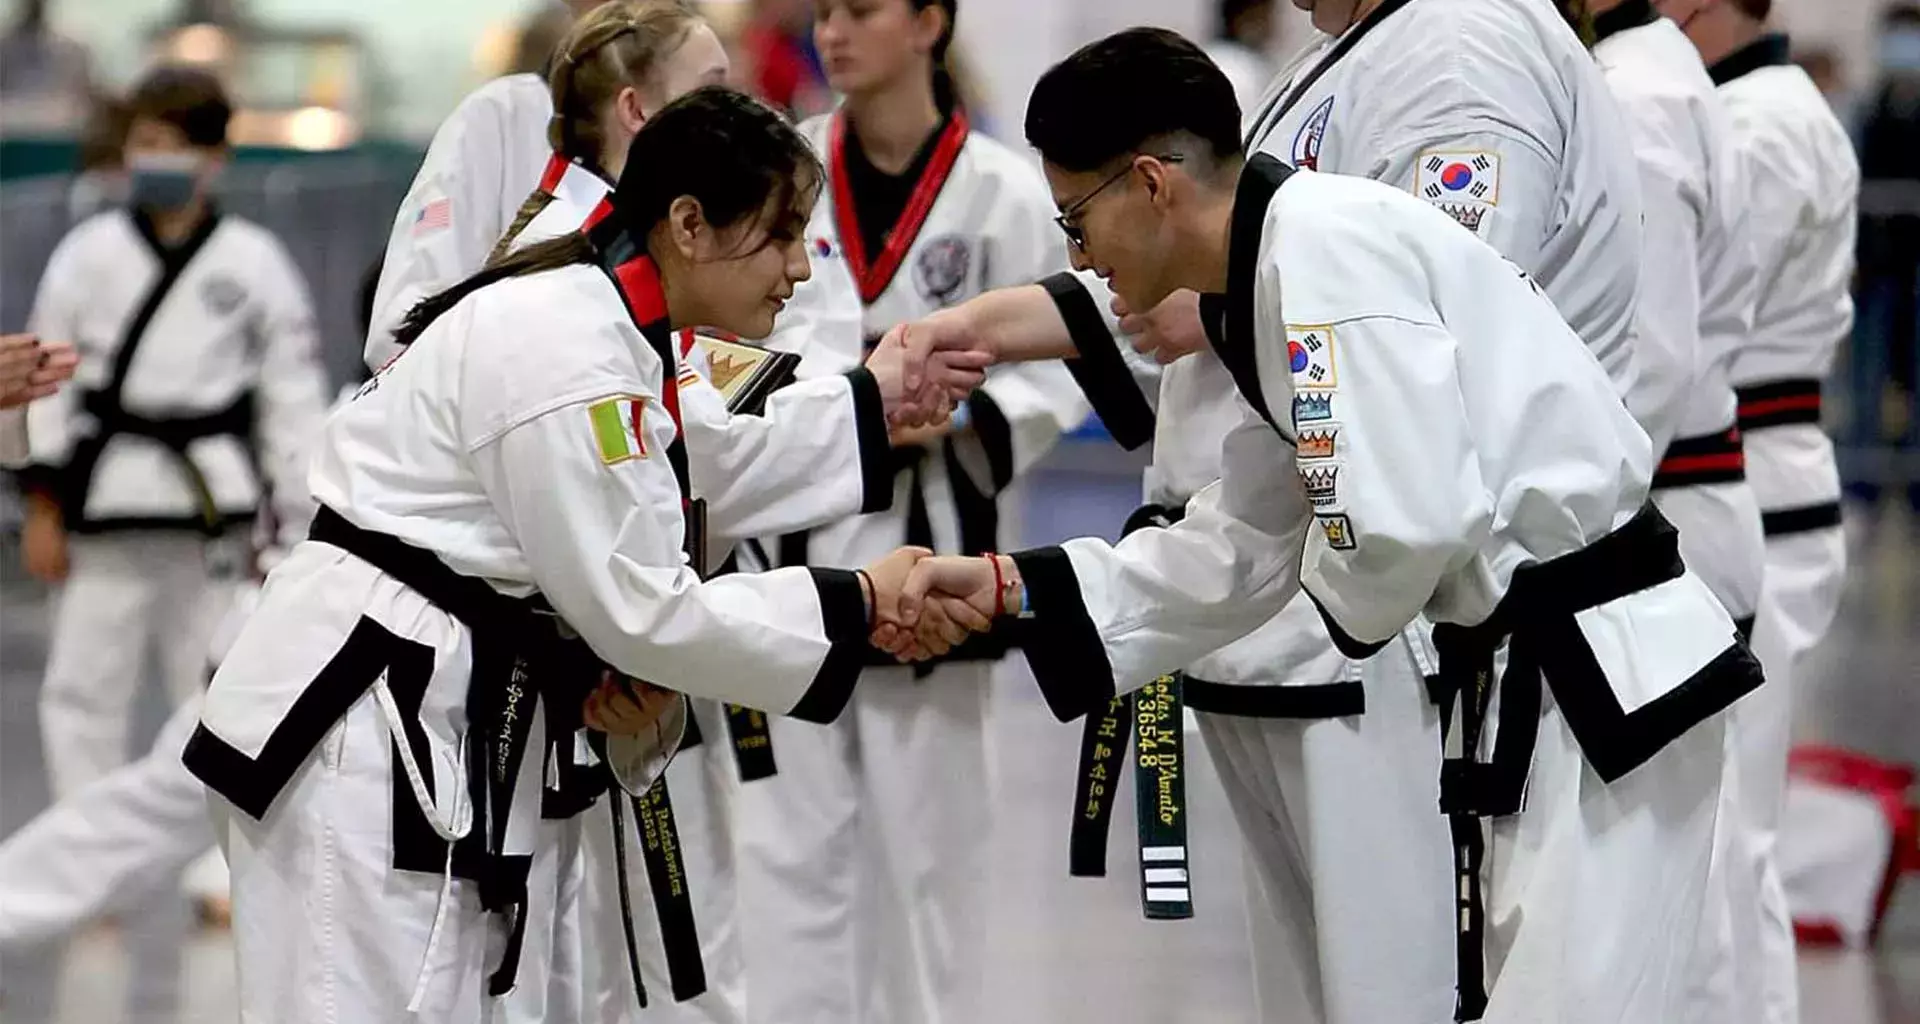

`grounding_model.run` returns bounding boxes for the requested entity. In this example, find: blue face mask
[127,153,203,212]
[1882,29,1920,75]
